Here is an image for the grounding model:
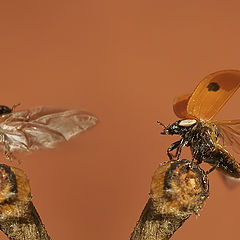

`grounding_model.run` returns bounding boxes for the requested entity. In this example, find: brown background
[0,1,240,239]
